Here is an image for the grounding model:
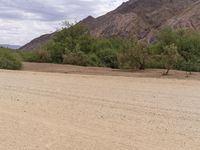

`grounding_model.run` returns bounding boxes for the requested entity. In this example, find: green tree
[118,38,149,70]
[0,48,22,70]
[161,44,179,75]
